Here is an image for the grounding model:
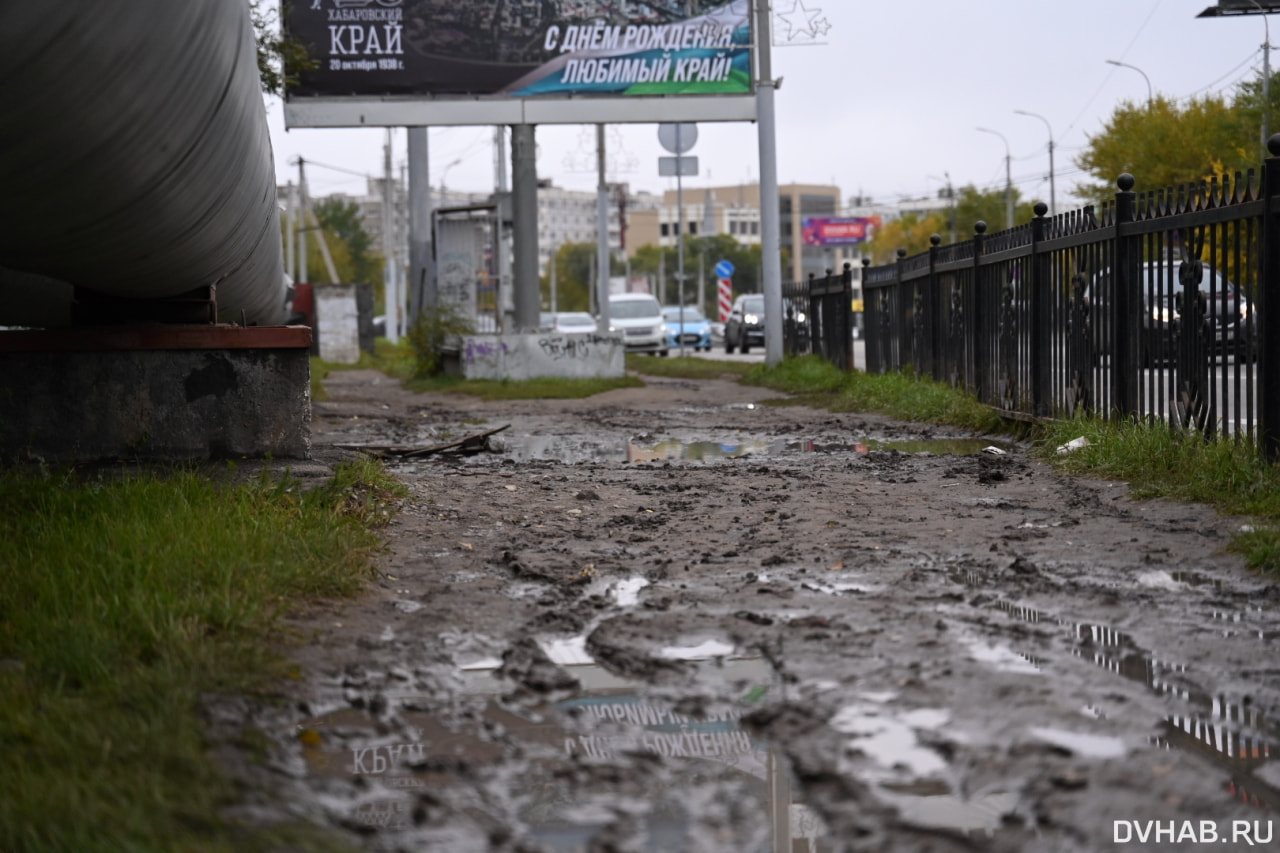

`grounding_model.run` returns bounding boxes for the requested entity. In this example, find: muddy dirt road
[231,367,1280,852]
